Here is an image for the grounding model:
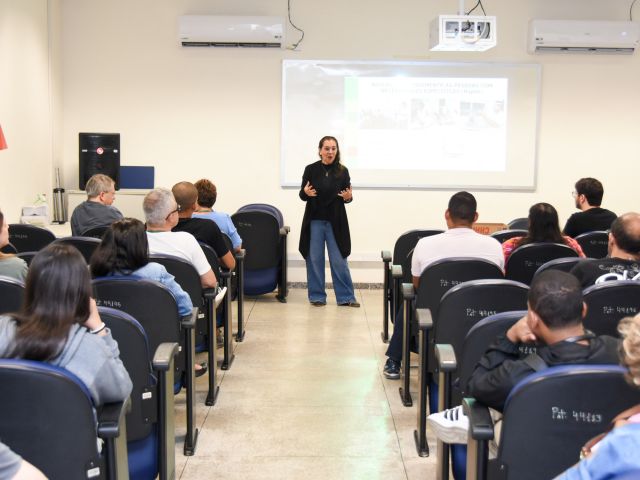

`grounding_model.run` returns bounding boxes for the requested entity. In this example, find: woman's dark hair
[9,244,92,361]
[194,179,217,208]
[90,218,149,277]
[318,136,343,171]
[515,203,565,248]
